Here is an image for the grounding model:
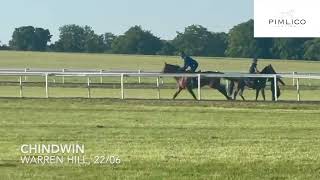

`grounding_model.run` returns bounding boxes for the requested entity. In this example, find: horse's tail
[277,85,281,98]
